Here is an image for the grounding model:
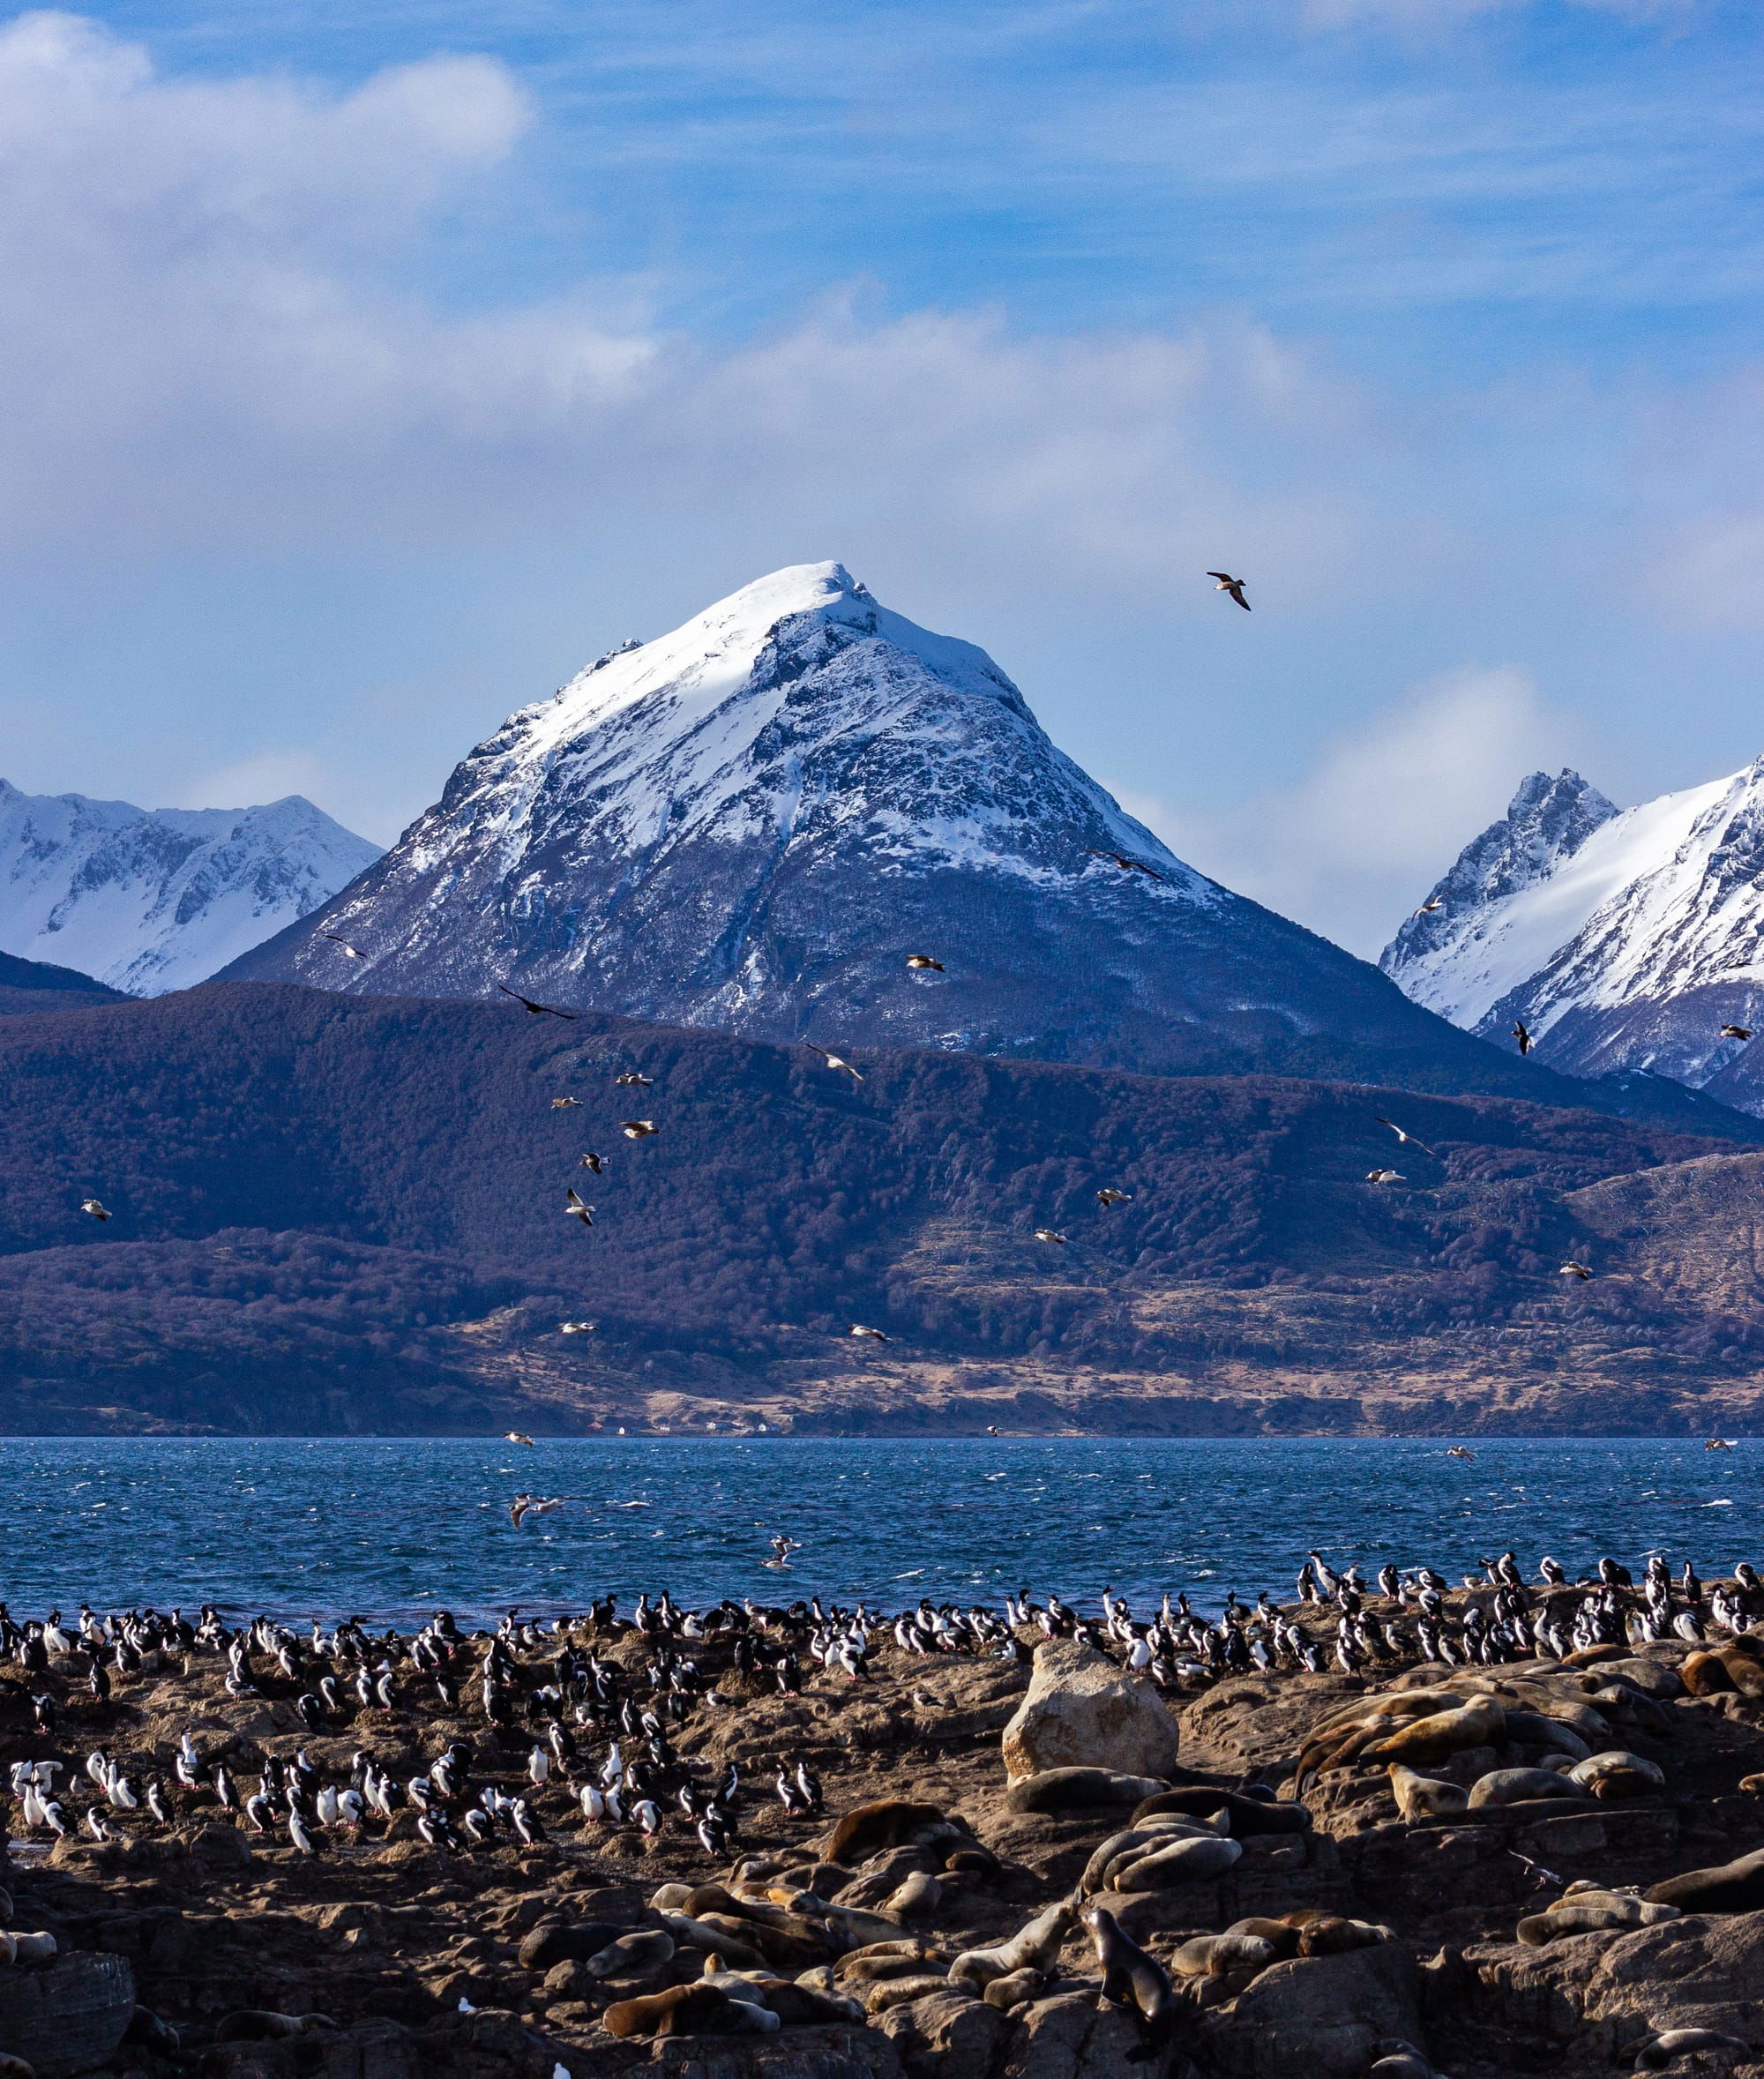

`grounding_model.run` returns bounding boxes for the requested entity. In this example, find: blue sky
[0,0,1760,951]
